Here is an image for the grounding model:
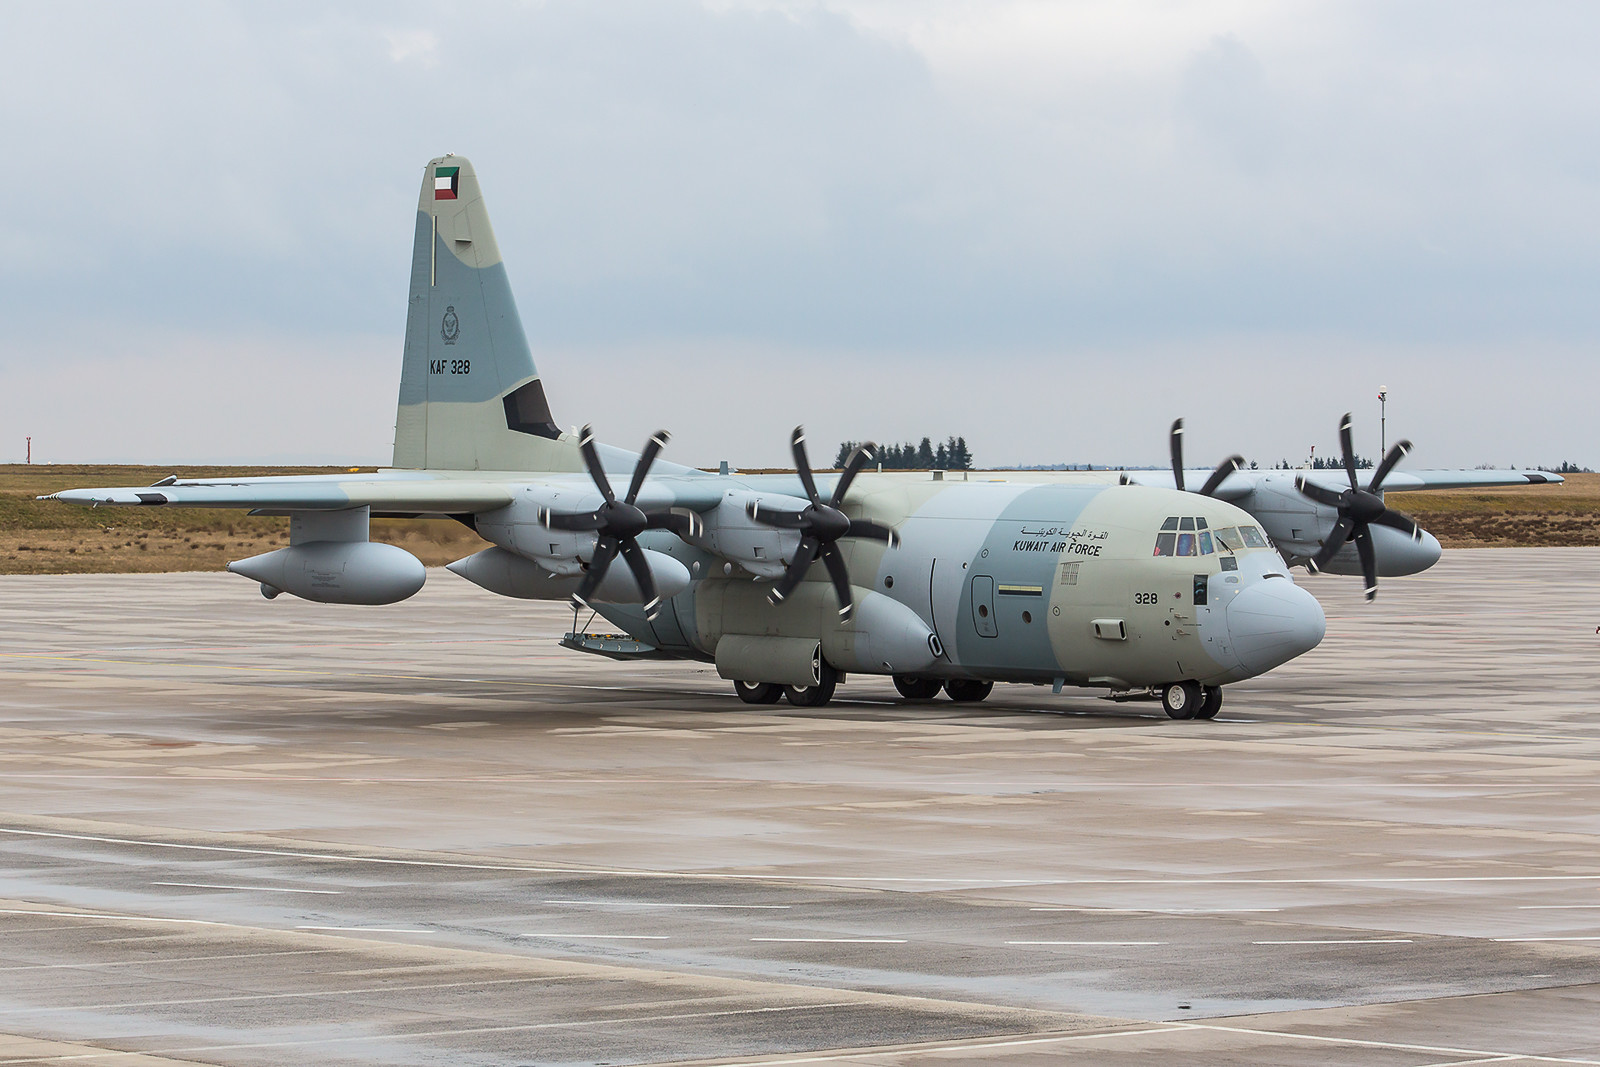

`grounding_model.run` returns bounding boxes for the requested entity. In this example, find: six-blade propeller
[1120,418,1244,496]
[745,427,901,621]
[1169,418,1245,497]
[538,425,700,619]
[1295,413,1423,600]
